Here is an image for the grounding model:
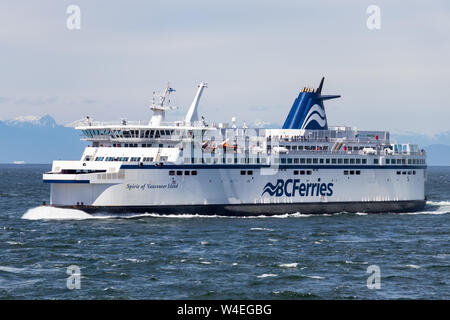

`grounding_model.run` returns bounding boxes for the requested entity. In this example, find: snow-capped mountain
[3,114,57,128]
[0,115,86,163]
